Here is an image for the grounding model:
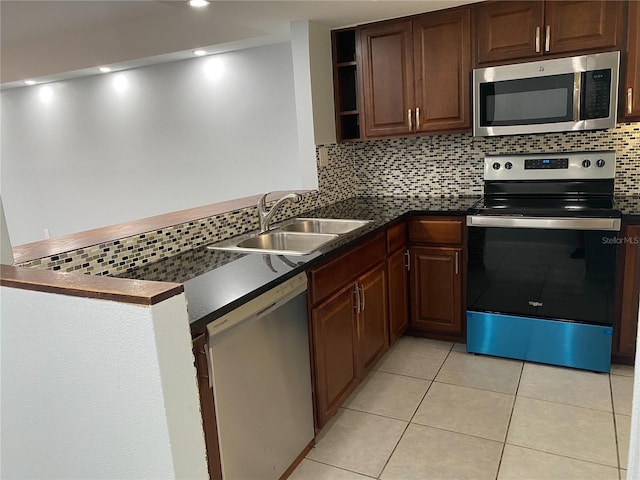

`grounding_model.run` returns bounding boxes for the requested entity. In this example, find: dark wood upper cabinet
[622,1,640,121]
[475,1,625,66]
[475,1,545,65]
[545,1,624,55]
[358,7,471,138]
[413,8,471,133]
[332,29,362,141]
[359,20,415,138]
